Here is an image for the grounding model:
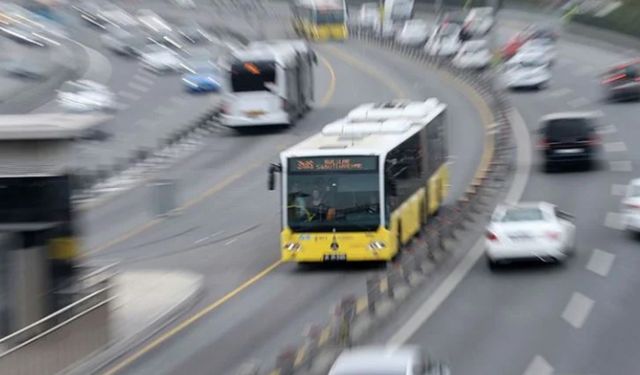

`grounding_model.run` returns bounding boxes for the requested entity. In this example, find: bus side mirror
[268,163,281,191]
